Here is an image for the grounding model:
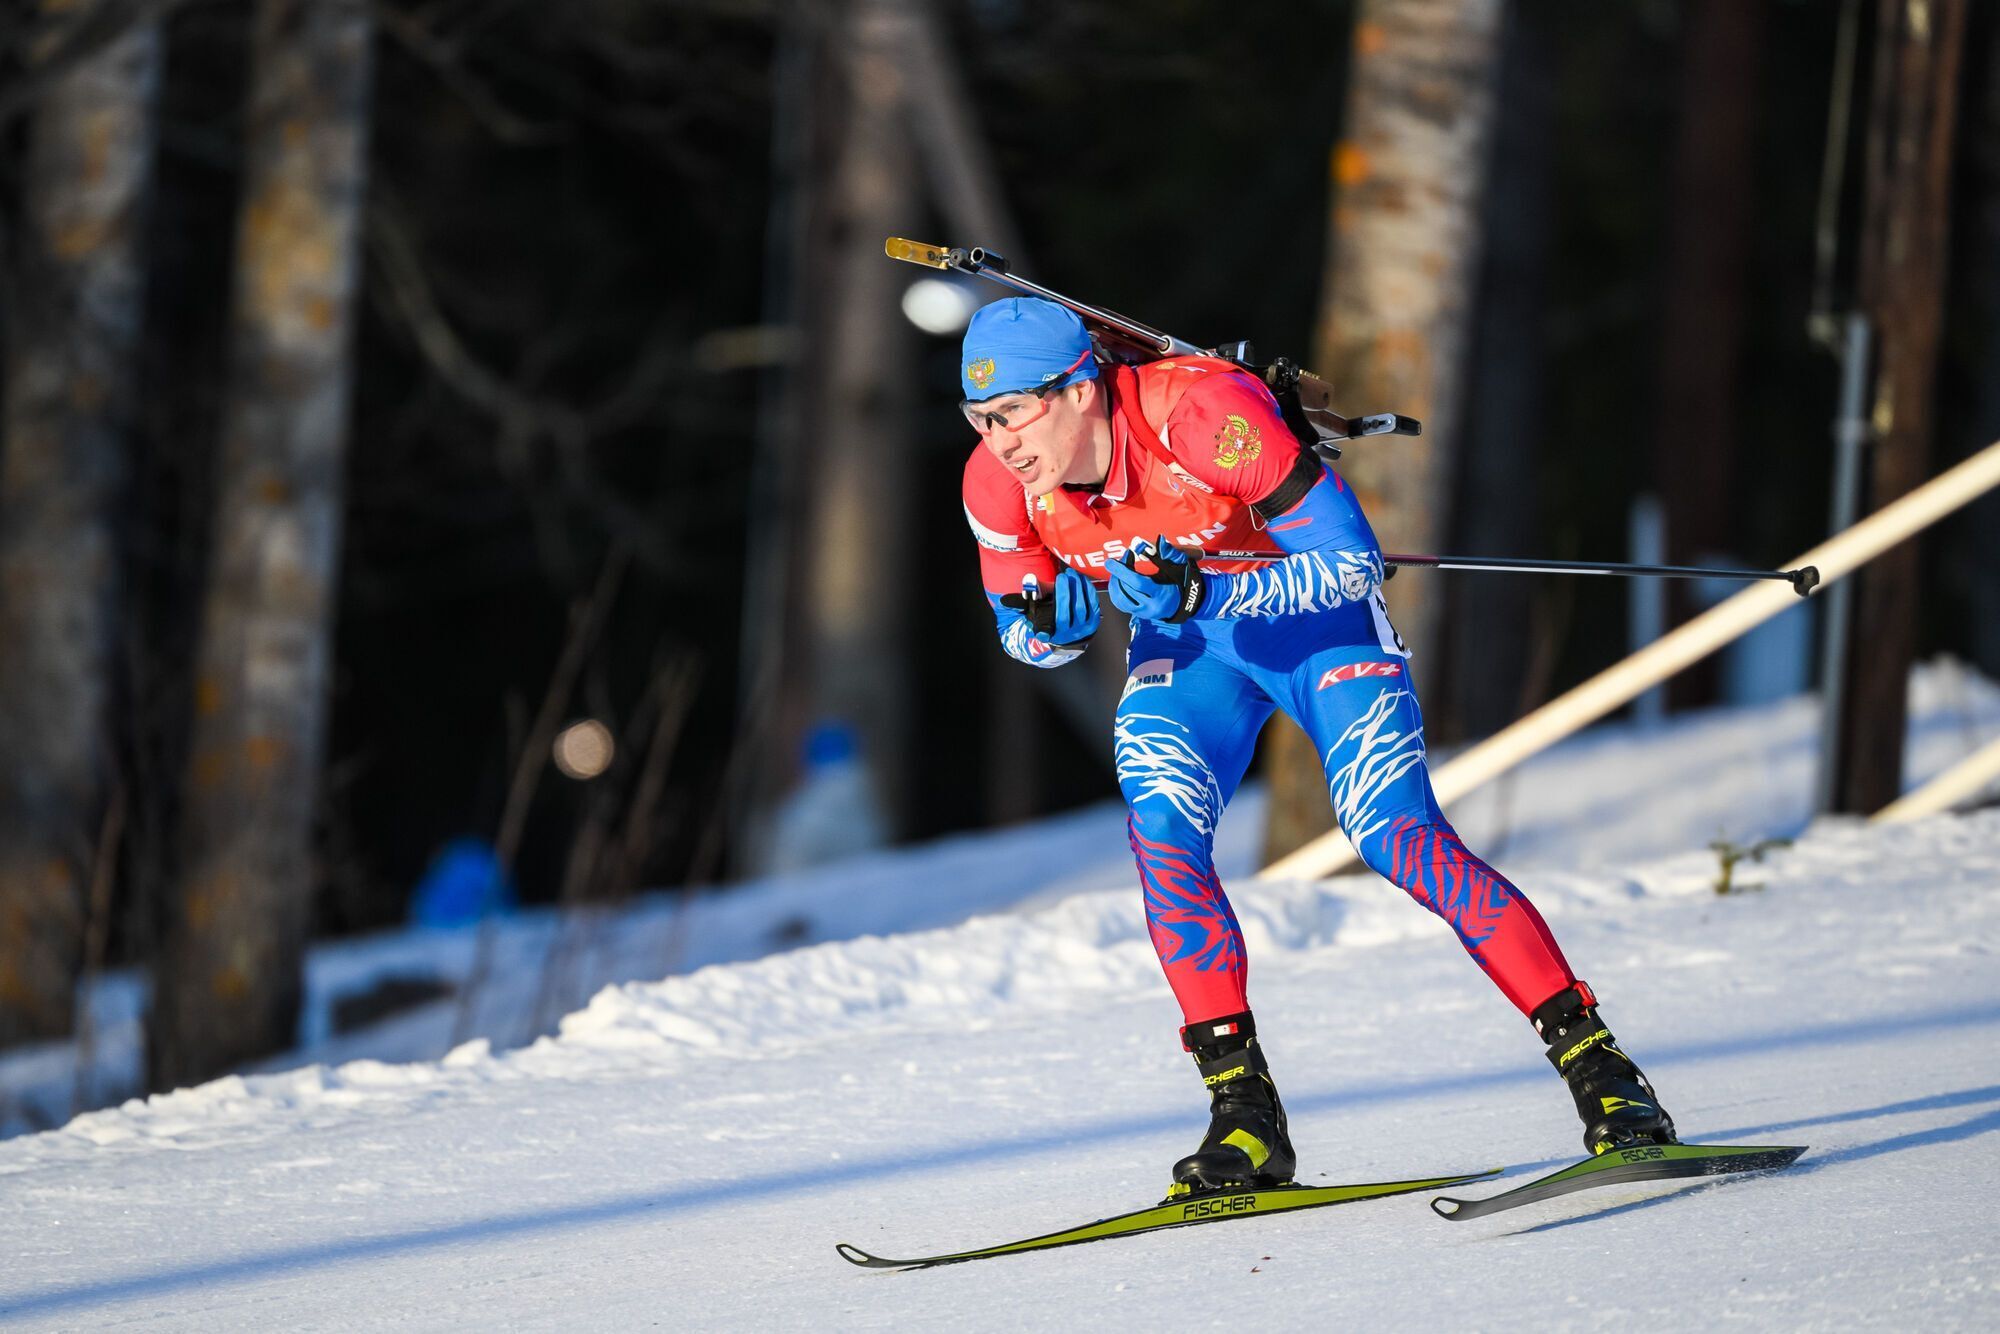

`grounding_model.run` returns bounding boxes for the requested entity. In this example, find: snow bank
[7,657,1996,1145]
[550,808,1996,1059]
[10,807,1995,1176]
